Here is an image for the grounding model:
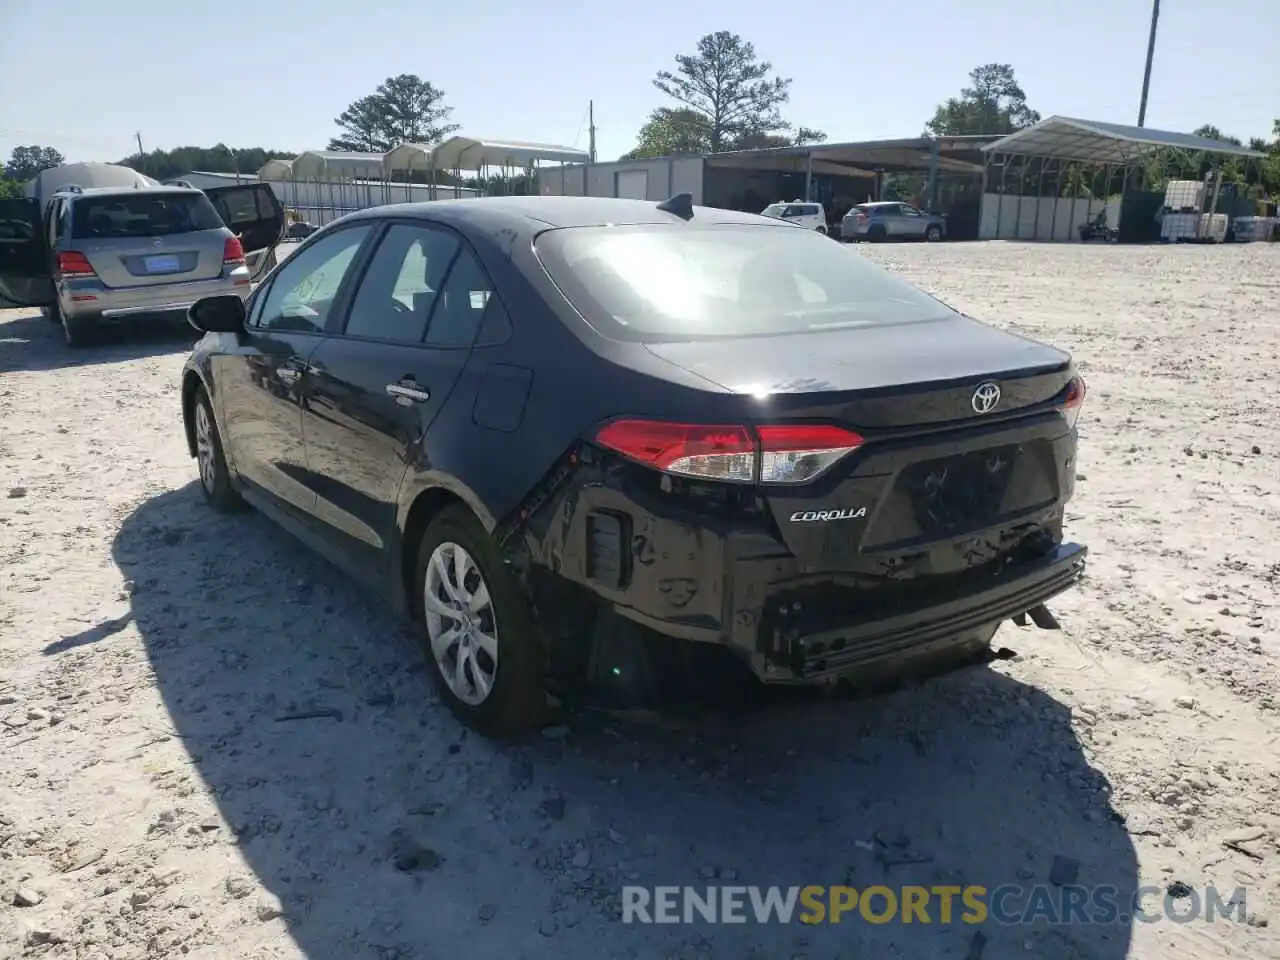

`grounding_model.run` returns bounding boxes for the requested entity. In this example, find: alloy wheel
[194,402,216,493]
[423,541,498,705]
